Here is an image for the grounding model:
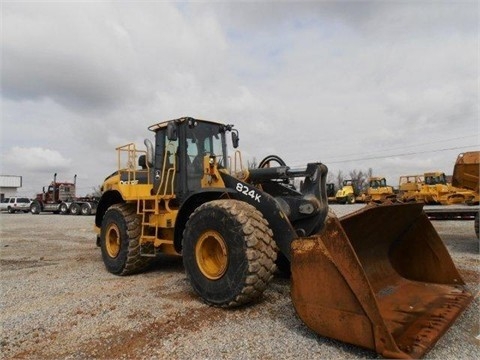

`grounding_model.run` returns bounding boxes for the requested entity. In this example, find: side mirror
[144,139,154,167]
[232,130,239,148]
[167,121,177,141]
